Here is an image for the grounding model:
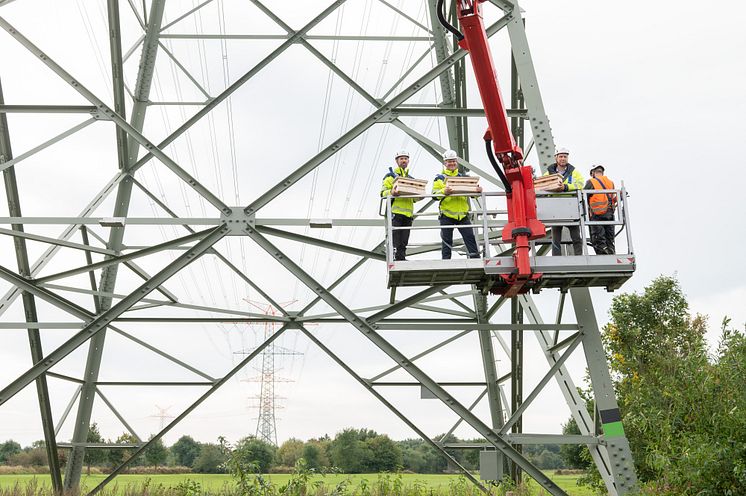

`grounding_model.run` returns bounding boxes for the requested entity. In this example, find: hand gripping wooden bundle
[445,176,480,193]
[392,177,428,195]
[533,173,563,192]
